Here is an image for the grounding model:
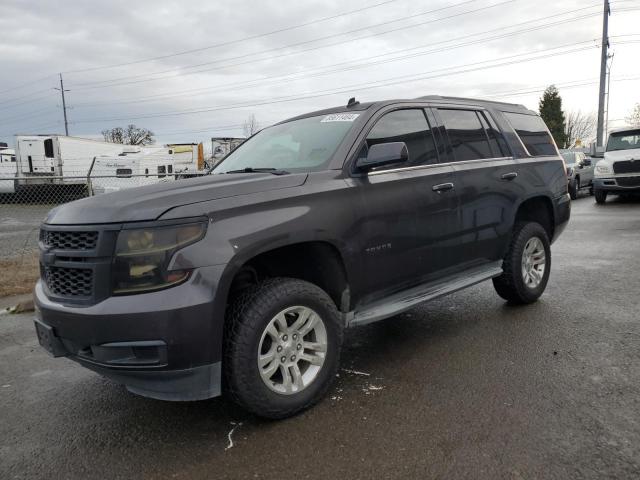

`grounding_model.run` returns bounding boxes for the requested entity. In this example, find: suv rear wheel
[493,222,551,304]
[224,278,343,418]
